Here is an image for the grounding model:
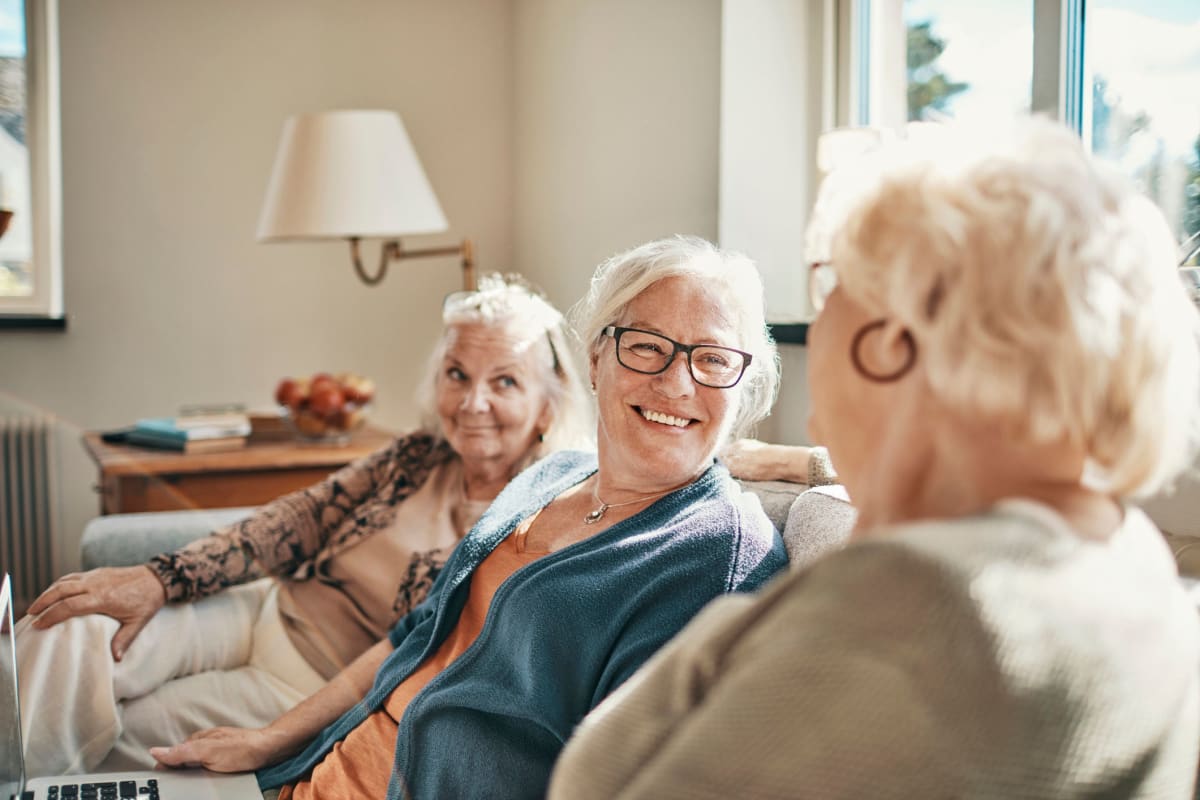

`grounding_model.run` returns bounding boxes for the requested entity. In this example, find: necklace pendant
[584,505,608,525]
